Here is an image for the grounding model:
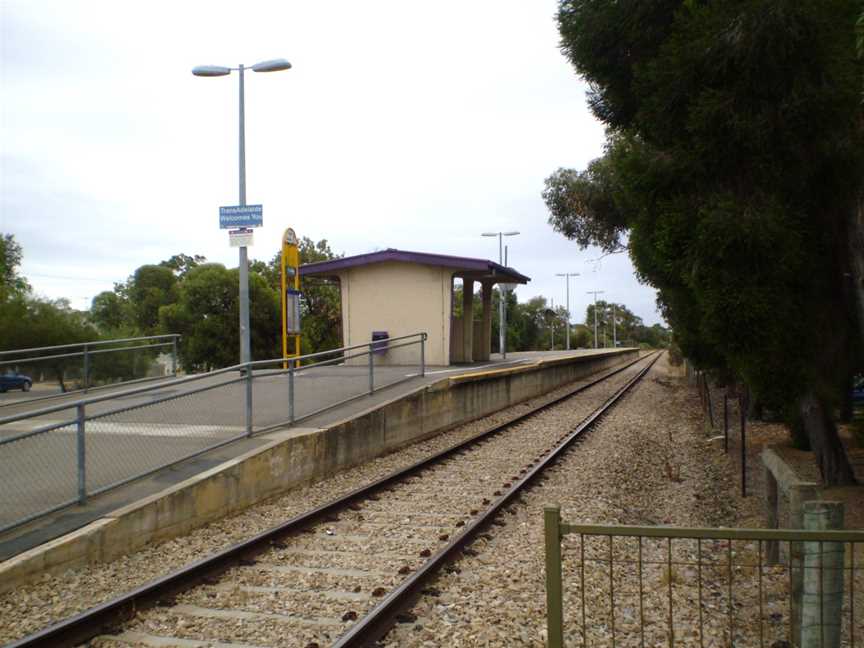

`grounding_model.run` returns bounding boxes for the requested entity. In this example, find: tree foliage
[548,0,864,483]
[158,264,280,372]
[86,240,342,372]
[585,300,670,348]
[256,237,343,355]
[0,234,29,302]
